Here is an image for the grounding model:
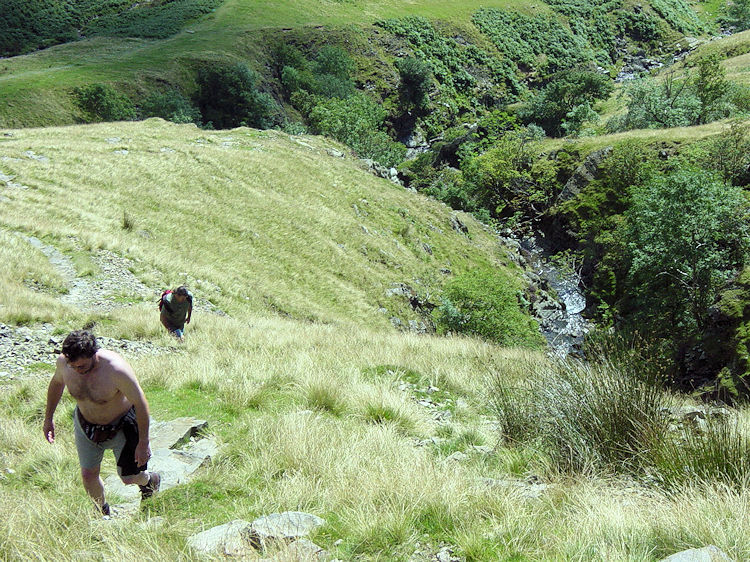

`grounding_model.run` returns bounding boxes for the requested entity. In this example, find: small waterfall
[519,235,593,357]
